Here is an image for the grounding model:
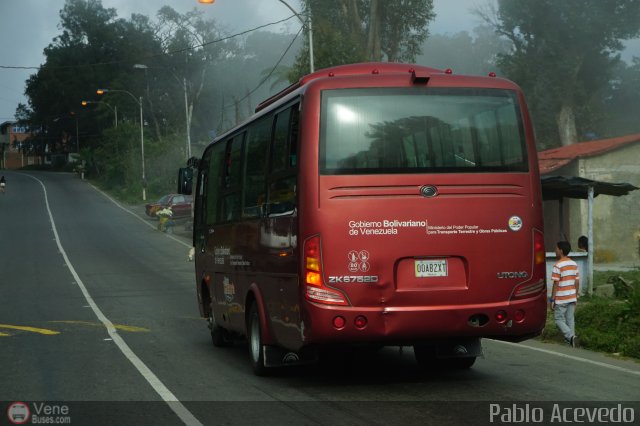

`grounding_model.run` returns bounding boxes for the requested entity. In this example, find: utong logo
[497,271,528,279]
